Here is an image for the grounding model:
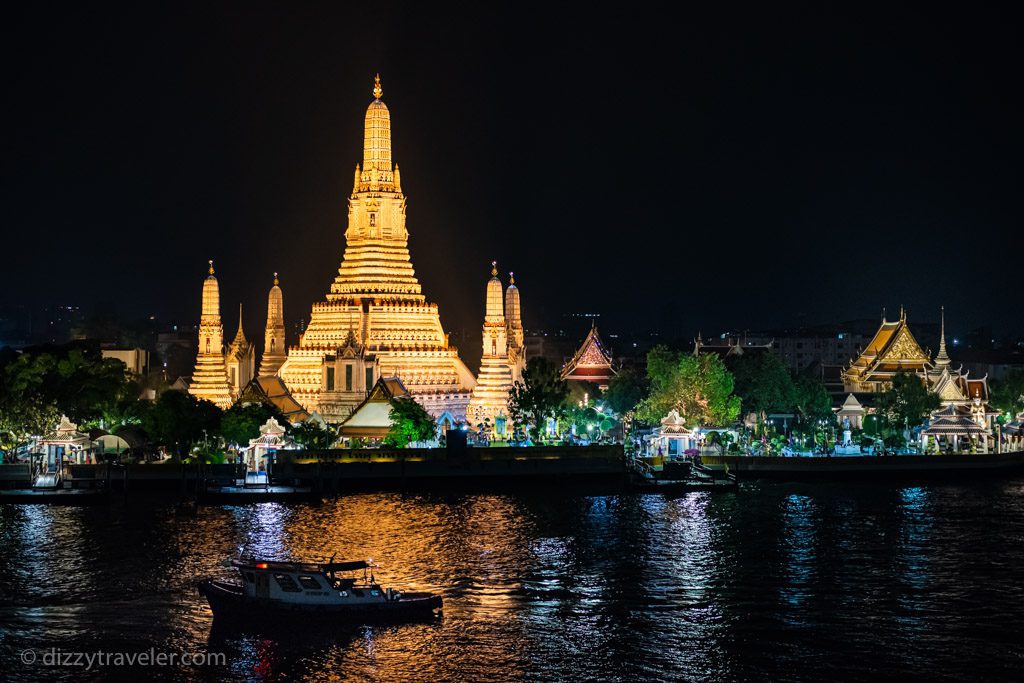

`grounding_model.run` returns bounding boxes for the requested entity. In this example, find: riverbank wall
[700,451,1024,481]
